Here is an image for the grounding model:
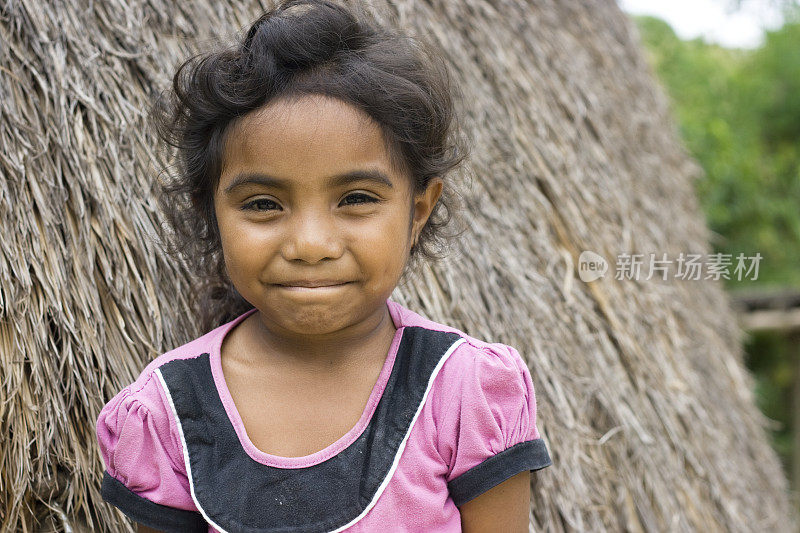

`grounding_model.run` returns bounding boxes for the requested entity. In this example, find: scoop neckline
[209,299,405,468]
